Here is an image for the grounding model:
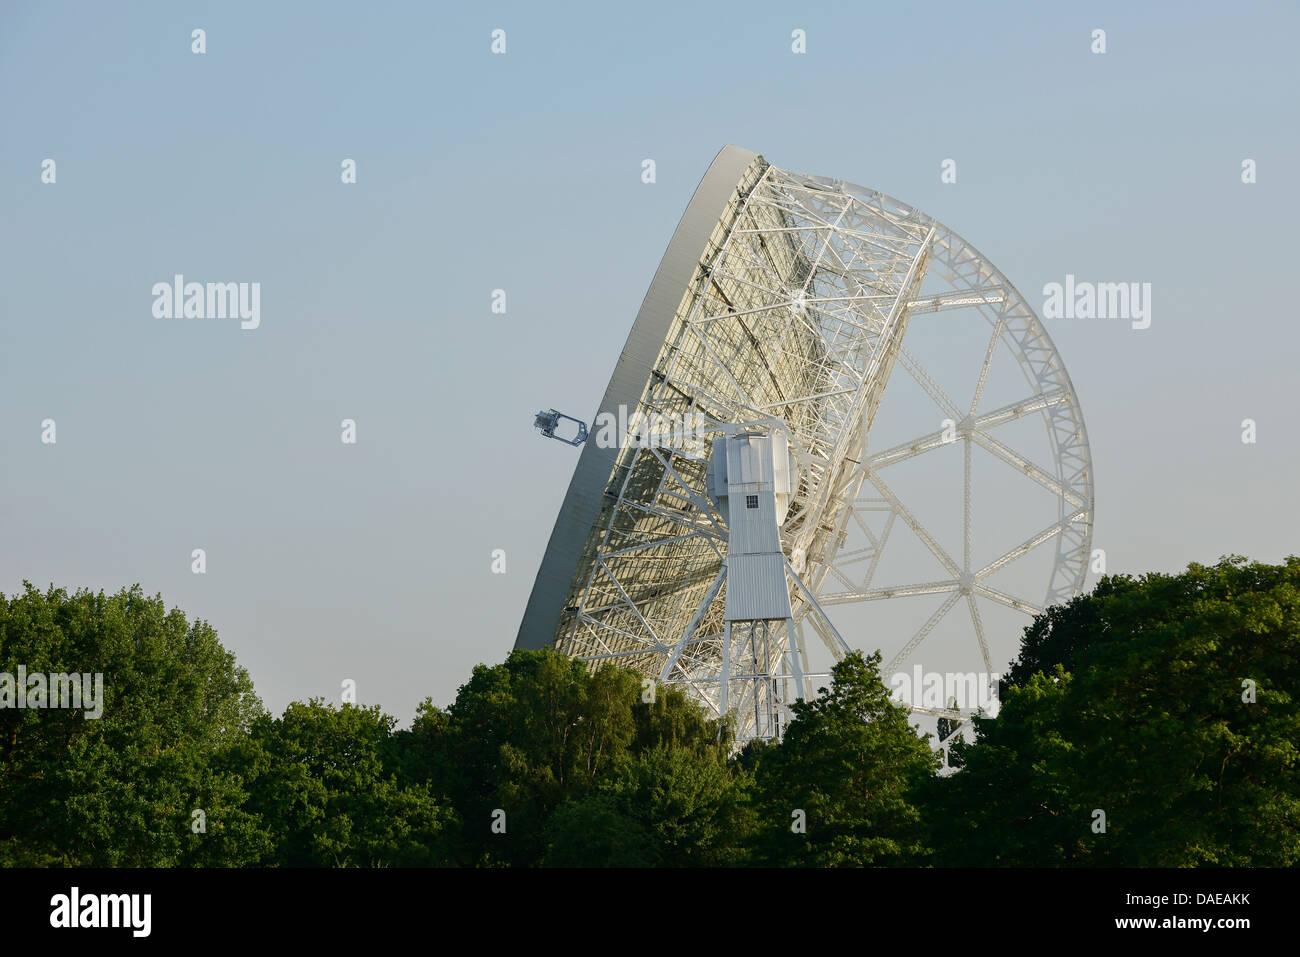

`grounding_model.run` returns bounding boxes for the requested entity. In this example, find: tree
[0,583,266,866]
[237,699,455,867]
[930,557,1300,866]
[399,648,733,866]
[924,667,1087,866]
[412,649,640,865]
[747,650,941,866]
[545,745,753,867]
